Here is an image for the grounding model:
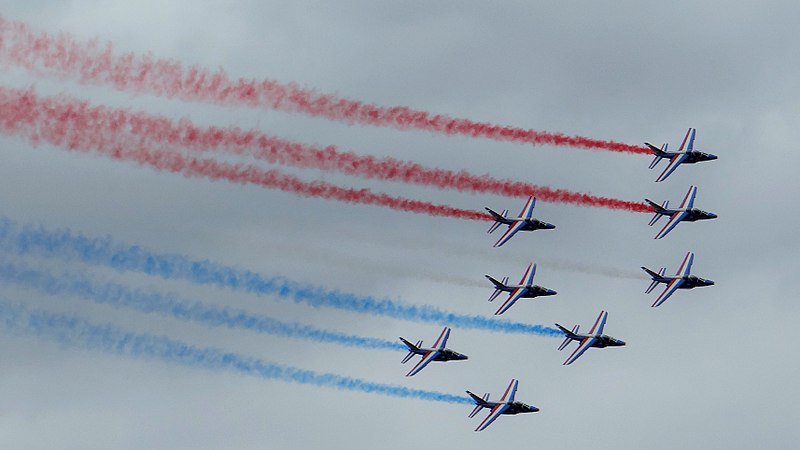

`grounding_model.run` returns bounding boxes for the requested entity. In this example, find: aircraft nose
[708,280,715,286]
[708,212,718,219]
[547,289,557,296]
[708,154,718,160]
[618,340,626,346]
